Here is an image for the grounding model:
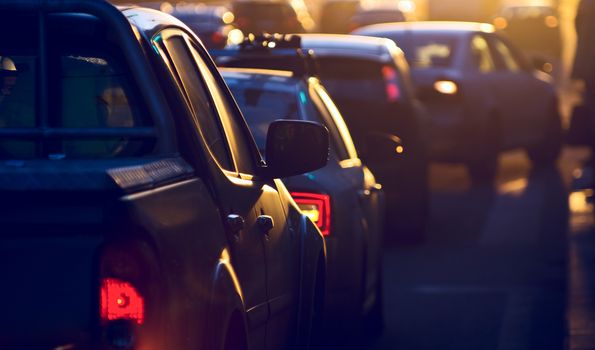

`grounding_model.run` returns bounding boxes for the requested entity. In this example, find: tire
[527,102,562,168]
[468,116,500,184]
